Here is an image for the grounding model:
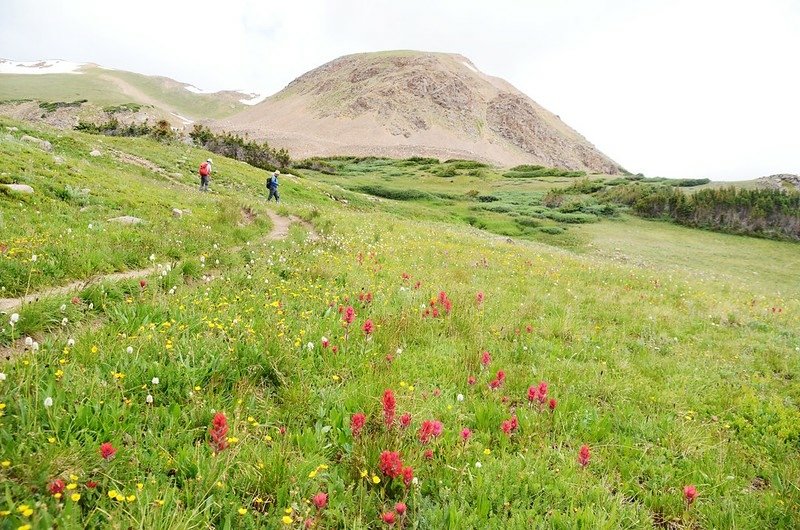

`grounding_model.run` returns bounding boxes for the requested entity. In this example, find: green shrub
[354,184,431,201]
[539,226,565,234]
[39,99,87,112]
